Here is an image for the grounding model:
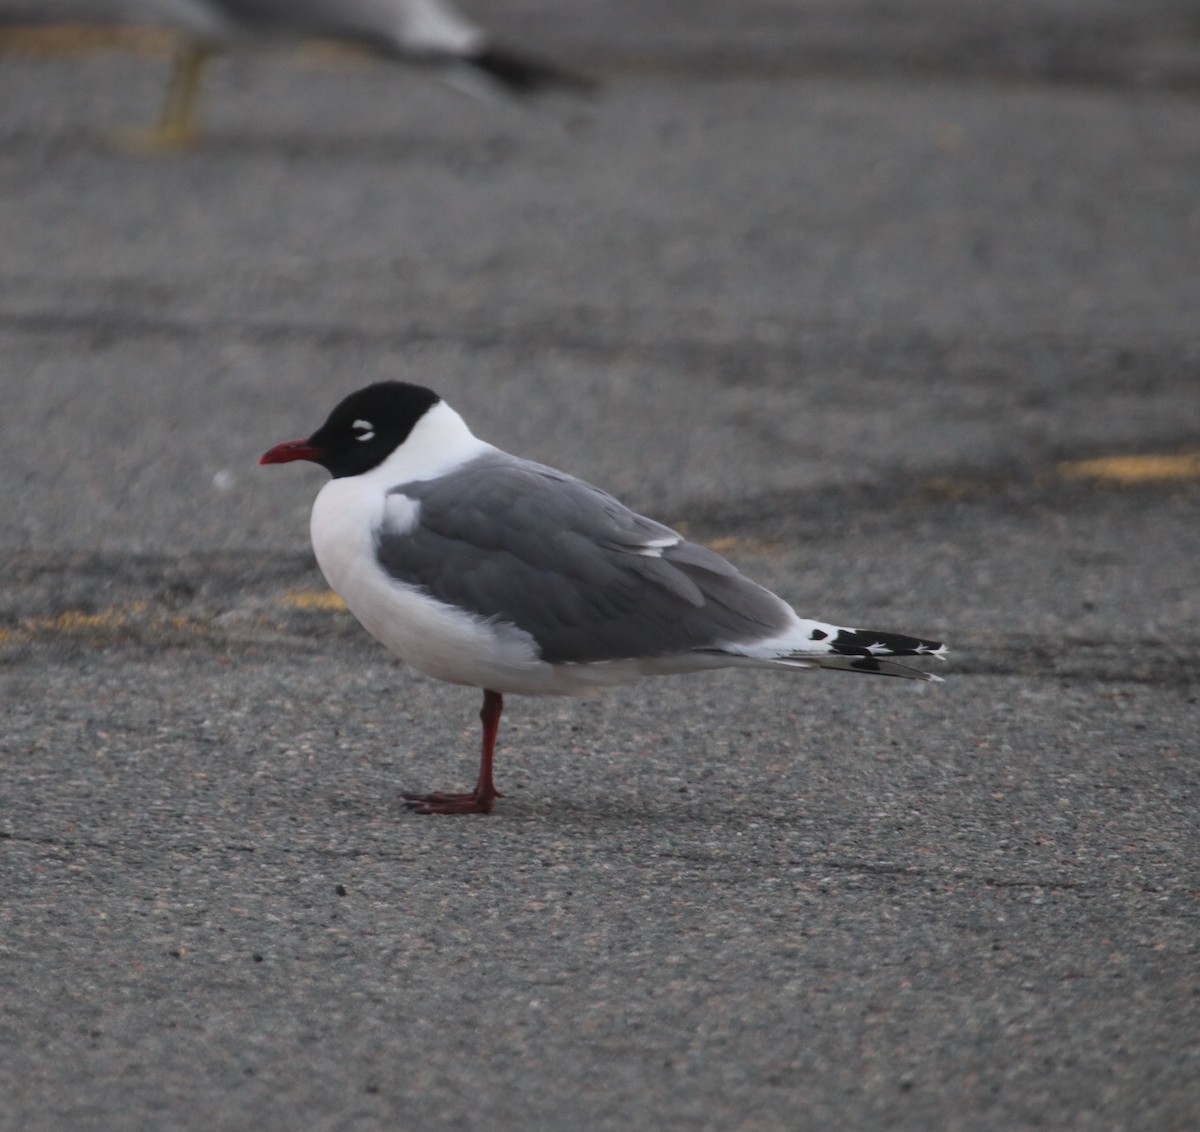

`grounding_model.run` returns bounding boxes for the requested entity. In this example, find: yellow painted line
[0,25,371,69]
[40,607,138,632]
[0,24,177,57]
[279,589,348,612]
[5,602,181,645]
[0,594,354,649]
[1058,454,1200,484]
